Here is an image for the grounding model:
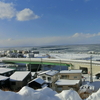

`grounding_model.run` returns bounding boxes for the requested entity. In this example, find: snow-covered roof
[60,70,82,74]
[42,84,48,88]
[32,77,45,84]
[31,72,36,76]
[10,71,30,81]
[55,79,80,85]
[0,68,15,74]
[0,75,9,81]
[38,70,59,76]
